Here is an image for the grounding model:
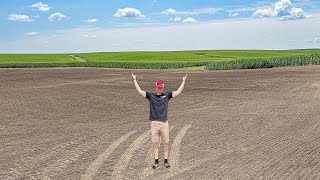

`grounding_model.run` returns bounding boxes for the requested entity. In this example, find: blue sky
[1,0,320,53]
